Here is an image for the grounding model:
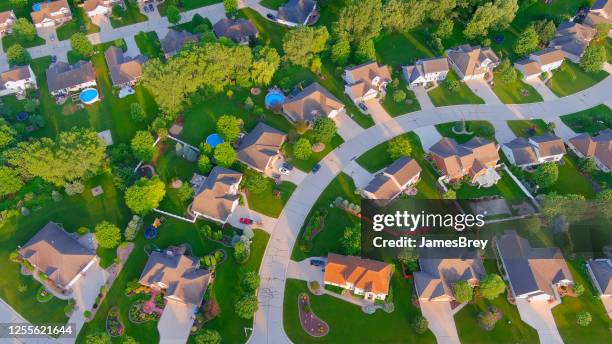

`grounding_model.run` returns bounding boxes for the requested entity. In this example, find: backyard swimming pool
[206,133,224,148]
[79,88,99,104]
[265,89,285,108]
